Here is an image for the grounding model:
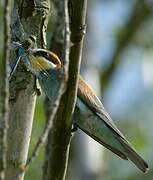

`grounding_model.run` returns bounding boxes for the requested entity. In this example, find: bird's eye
[22,36,36,50]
